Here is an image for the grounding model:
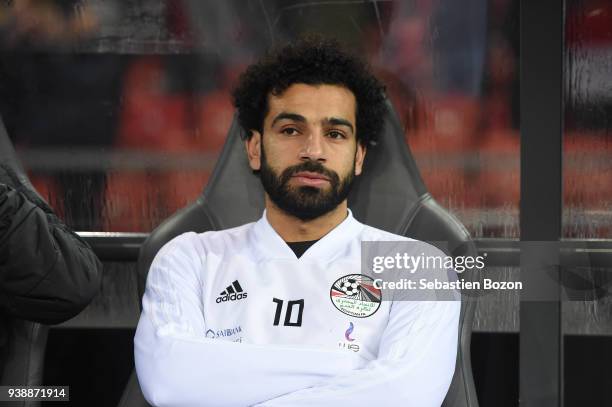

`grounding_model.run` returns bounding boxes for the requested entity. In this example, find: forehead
[265,83,356,126]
